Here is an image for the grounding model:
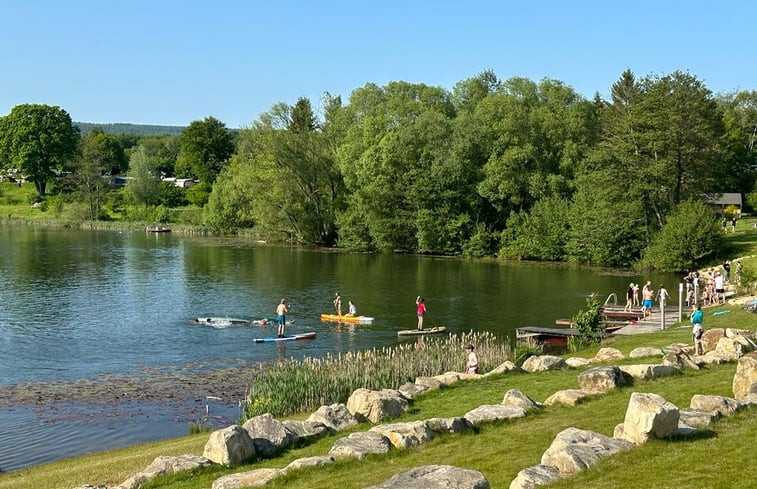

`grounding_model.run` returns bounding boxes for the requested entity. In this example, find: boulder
[463,405,527,426]
[521,355,568,373]
[565,357,592,368]
[662,351,699,370]
[203,425,255,467]
[119,455,212,489]
[543,389,597,407]
[594,347,625,362]
[363,464,490,489]
[424,417,472,434]
[306,403,359,432]
[715,337,748,357]
[615,392,679,444]
[241,413,292,458]
[370,421,434,449]
[328,431,392,460]
[578,366,626,393]
[433,372,462,385]
[541,428,632,475]
[701,328,725,353]
[281,455,334,475]
[508,464,562,489]
[415,376,444,391]
[618,364,680,380]
[502,389,543,411]
[678,408,719,427]
[484,360,521,376]
[732,352,757,400]
[690,394,746,416]
[282,420,329,445]
[346,388,409,423]
[398,382,426,399]
[725,328,752,338]
[211,468,281,489]
[695,351,732,365]
[629,347,664,359]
